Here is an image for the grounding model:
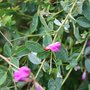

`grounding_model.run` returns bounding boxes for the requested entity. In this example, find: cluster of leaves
[0,0,90,90]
